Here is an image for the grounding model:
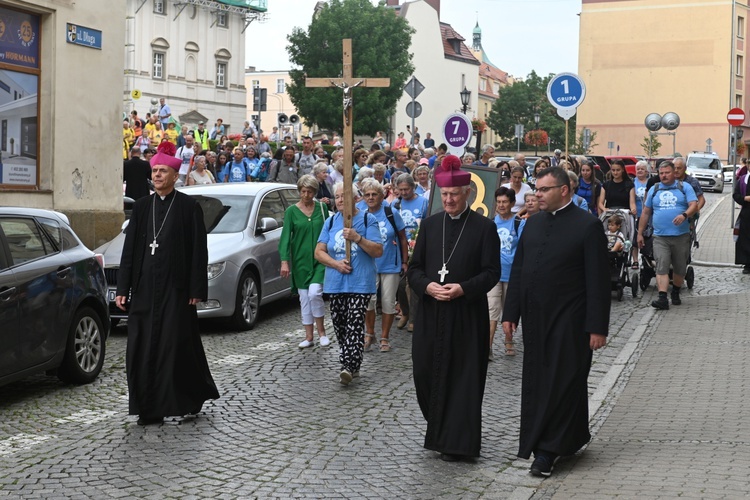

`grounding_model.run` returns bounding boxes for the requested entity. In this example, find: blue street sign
[442,113,472,150]
[66,23,102,50]
[547,73,585,109]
